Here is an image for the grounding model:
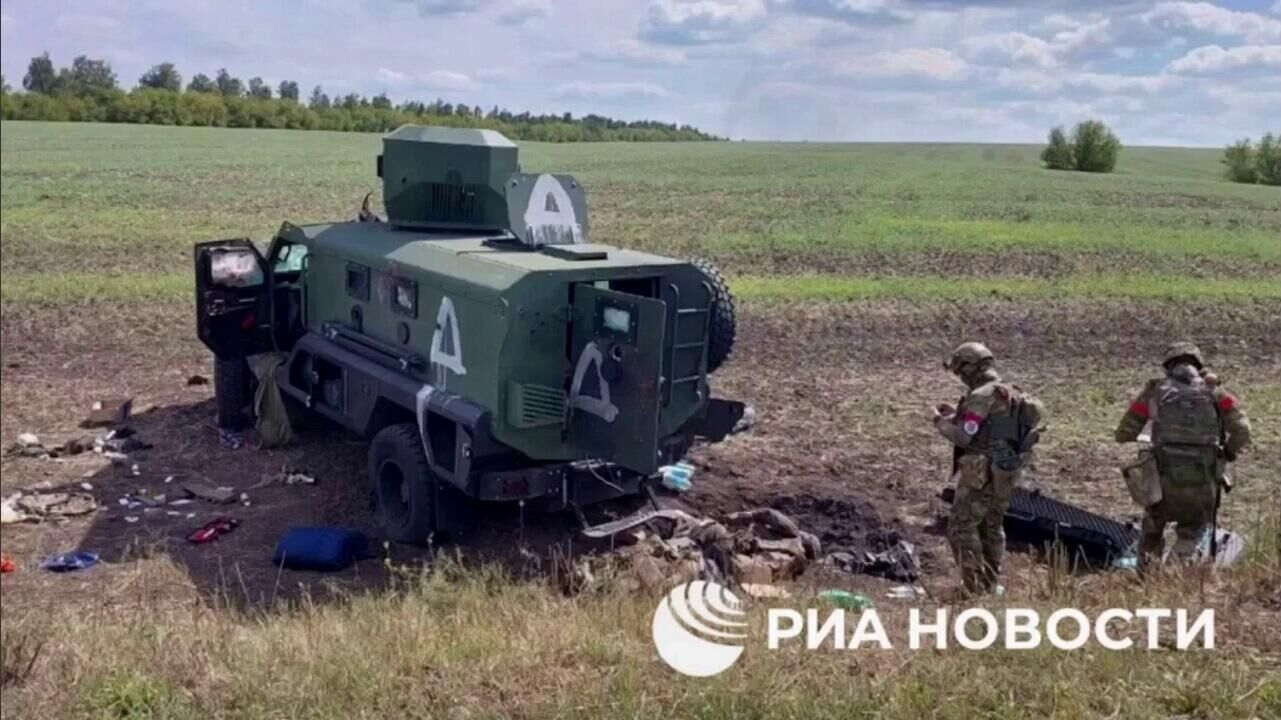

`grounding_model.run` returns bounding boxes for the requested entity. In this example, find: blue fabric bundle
[272,527,368,571]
